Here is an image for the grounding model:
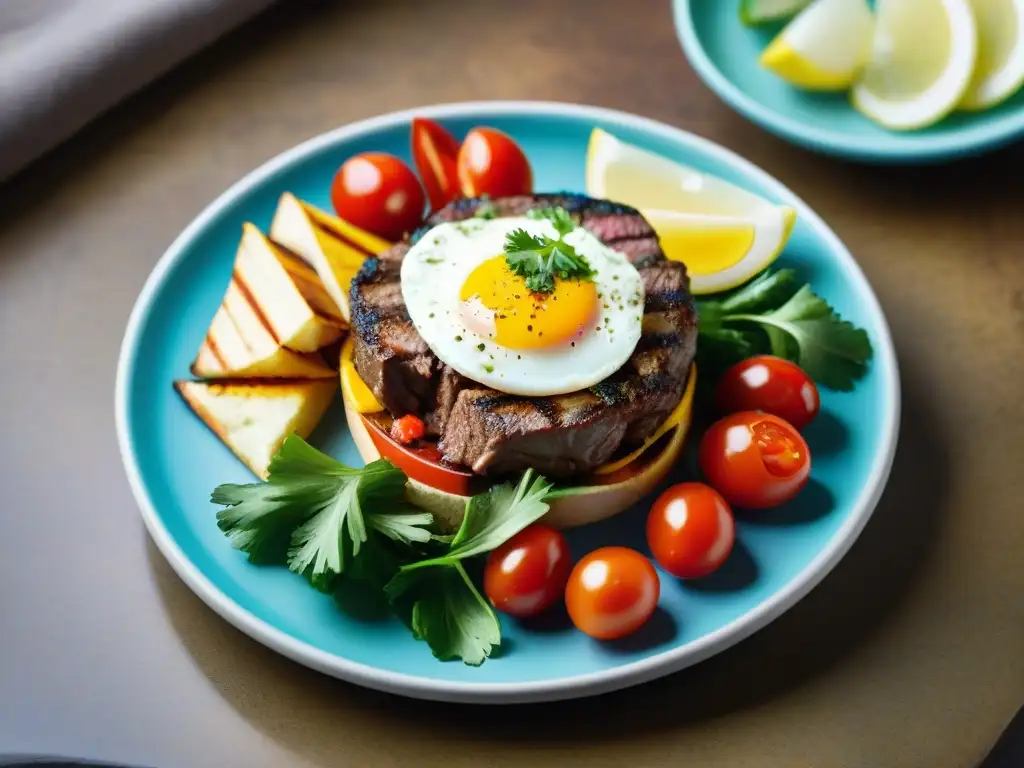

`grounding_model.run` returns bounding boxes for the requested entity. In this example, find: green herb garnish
[504,207,594,294]
[212,437,434,592]
[697,268,873,391]
[211,438,556,666]
[384,470,552,664]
